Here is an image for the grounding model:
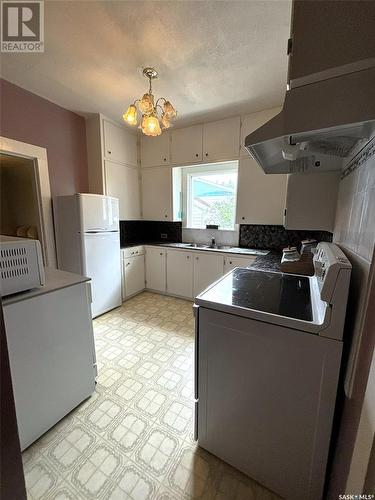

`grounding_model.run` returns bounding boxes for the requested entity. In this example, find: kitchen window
[177,161,238,230]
